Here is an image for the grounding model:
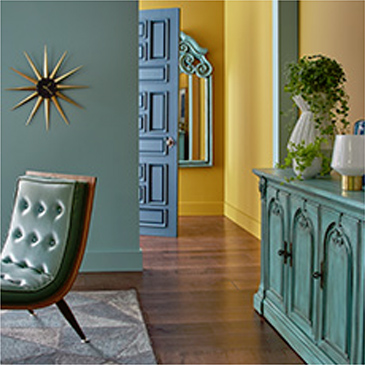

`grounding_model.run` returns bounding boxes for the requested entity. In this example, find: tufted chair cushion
[1,175,88,306]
